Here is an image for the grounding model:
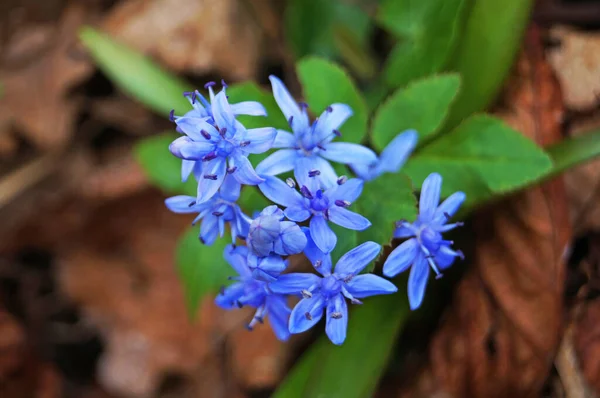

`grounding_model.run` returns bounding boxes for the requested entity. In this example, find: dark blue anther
[221,79,228,88]
[201,130,211,140]
[204,174,218,180]
[227,166,237,174]
[169,109,175,122]
[337,175,347,185]
[204,81,216,89]
[335,200,350,208]
[333,129,341,137]
[308,169,320,177]
[300,186,313,199]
